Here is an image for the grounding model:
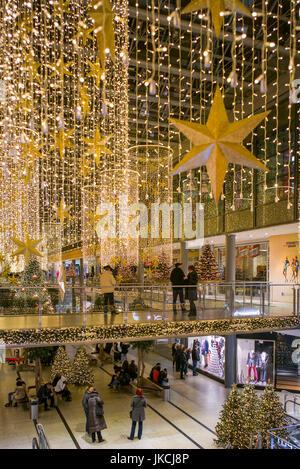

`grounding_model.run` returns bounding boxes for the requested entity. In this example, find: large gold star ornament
[170,86,270,202]
[53,199,72,224]
[12,234,43,265]
[84,128,112,166]
[88,0,115,67]
[182,0,251,37]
